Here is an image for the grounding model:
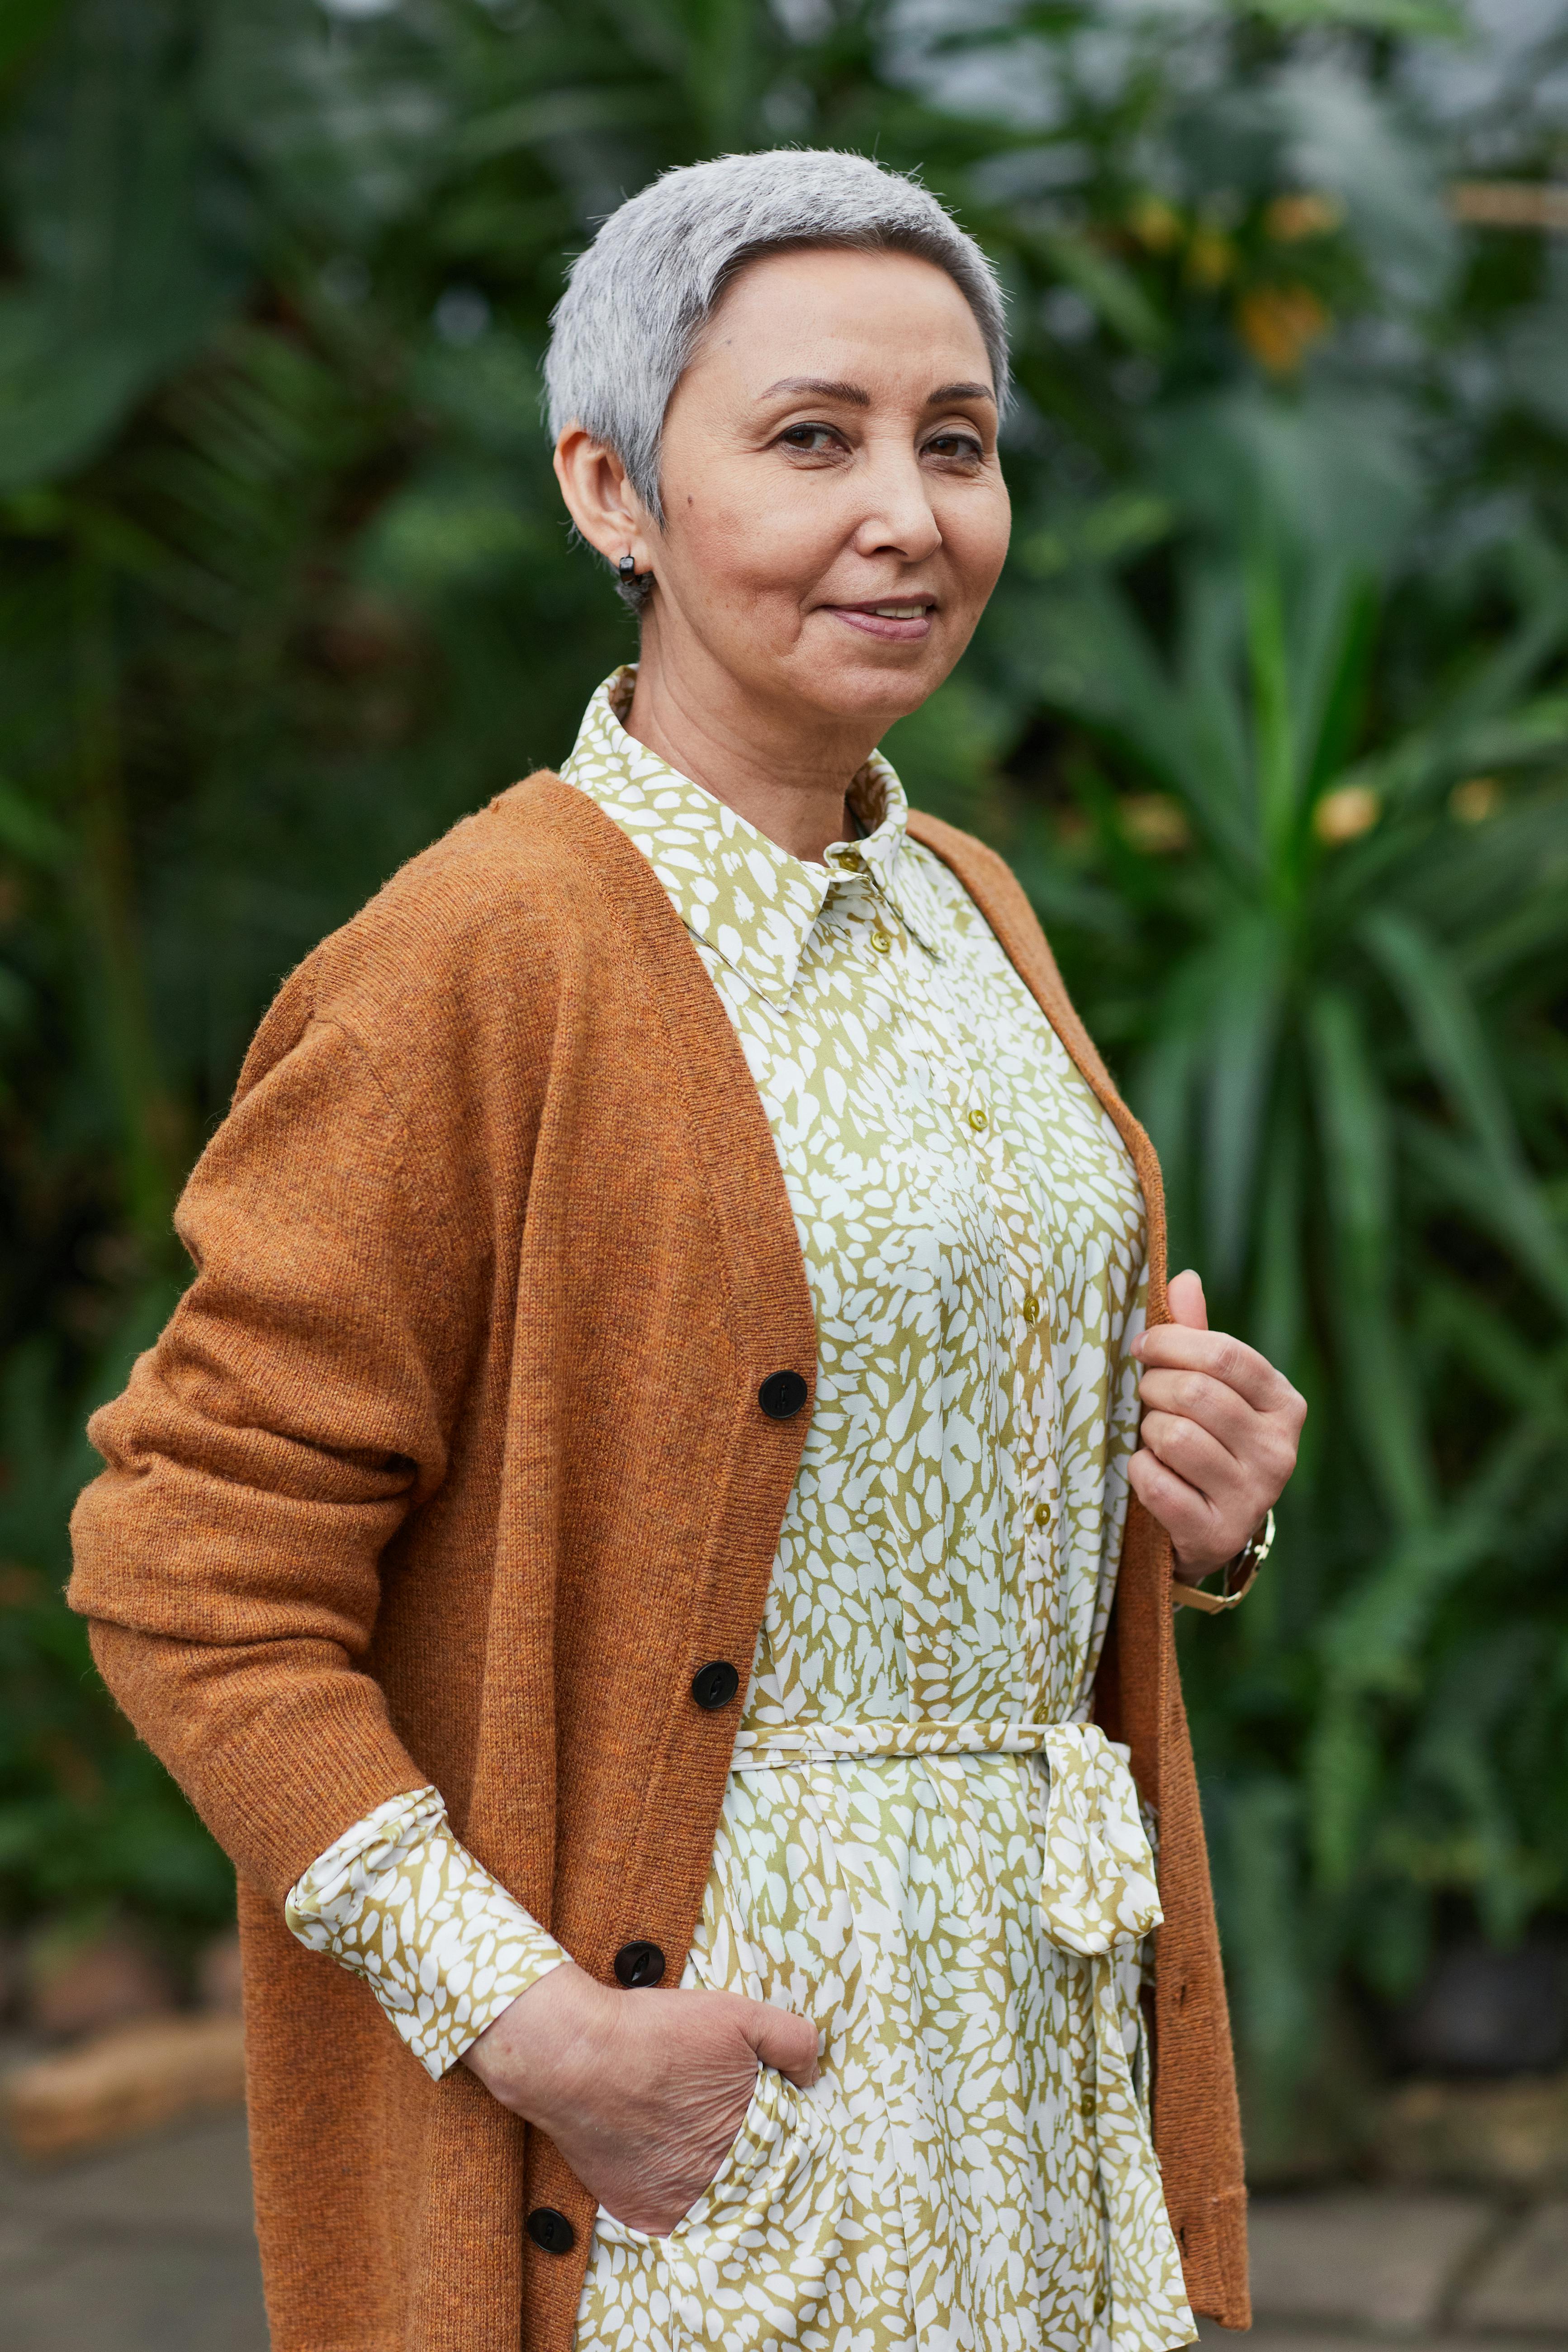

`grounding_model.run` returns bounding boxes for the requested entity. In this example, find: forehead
[691,246,994,397]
